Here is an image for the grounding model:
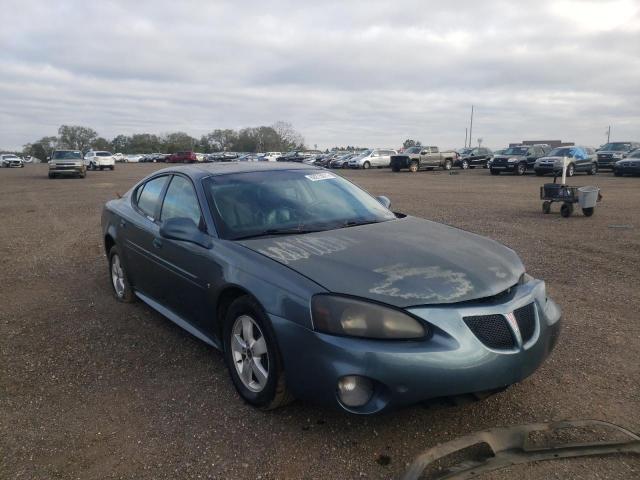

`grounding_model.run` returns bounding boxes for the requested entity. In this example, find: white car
[348,149,397,169]
[1,154,24,168]
[113,153,125,162]
[84,151,115,170]
[124,154,141,163]
[263,151,282,162]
